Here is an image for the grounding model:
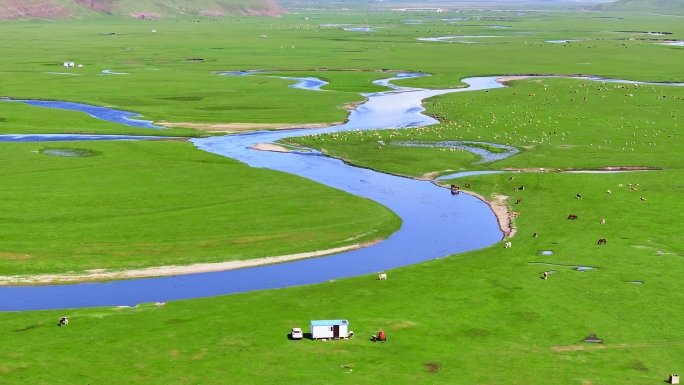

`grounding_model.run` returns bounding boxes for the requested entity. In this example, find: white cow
[505,242,512,248]
[378,273,387,280]
[58,317,68,326]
